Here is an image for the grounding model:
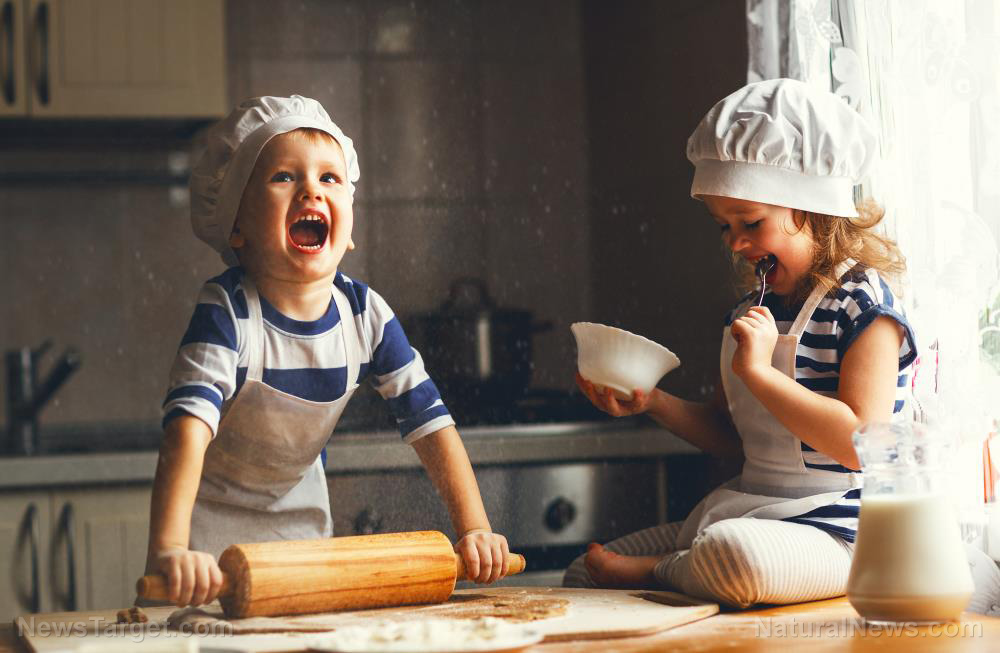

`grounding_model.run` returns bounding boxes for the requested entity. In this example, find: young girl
[564,78,917,608]
[145,96,510,607]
